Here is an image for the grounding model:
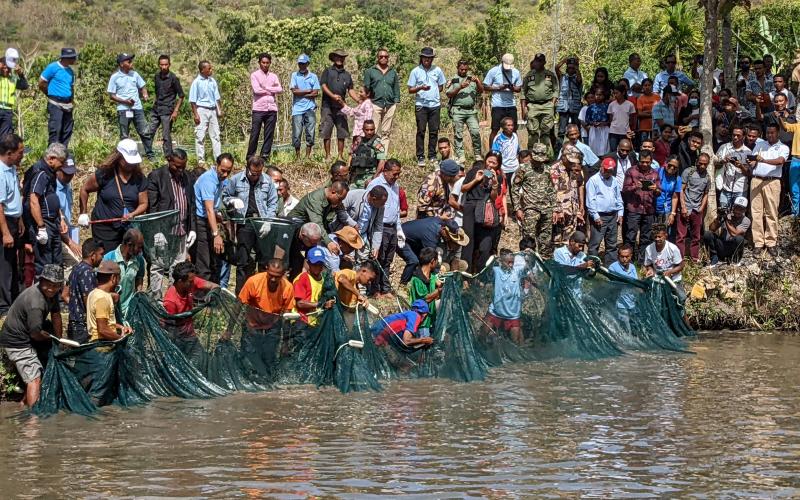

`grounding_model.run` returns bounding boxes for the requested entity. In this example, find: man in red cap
[585,156,624,264]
